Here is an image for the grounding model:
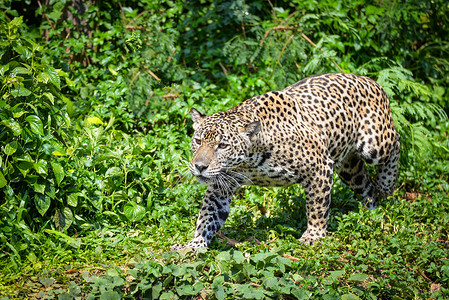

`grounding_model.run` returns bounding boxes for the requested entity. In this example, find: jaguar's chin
[196,175,212,184]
